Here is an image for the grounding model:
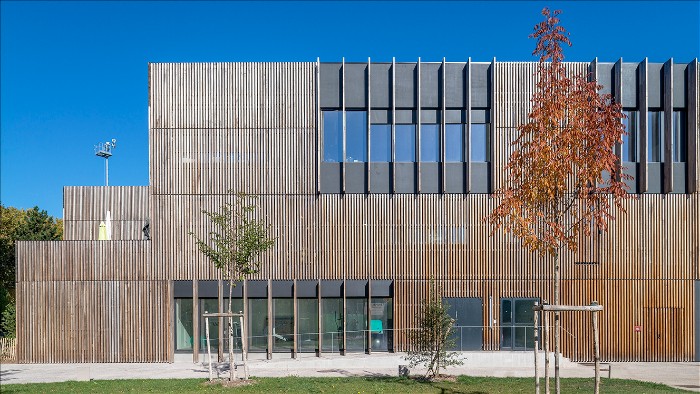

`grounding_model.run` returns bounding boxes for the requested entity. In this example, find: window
[445,124,463,162]
[672,111,686,162]
[501,298,539,350]
[420,124,440,162]
[248,298,268,352]
[369,298,393,352]
[322,111,342,162]
[321,298,344,352]
[370,124,391,162]
[647,111,664,162]
[175,298,193,351]
[621,110,639,162]
[395,124,416,162]
[297,298,319,353]
[272,298,294,352]
[346,111,367,162]
[346,298,368,351]
[470,123,489,162]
